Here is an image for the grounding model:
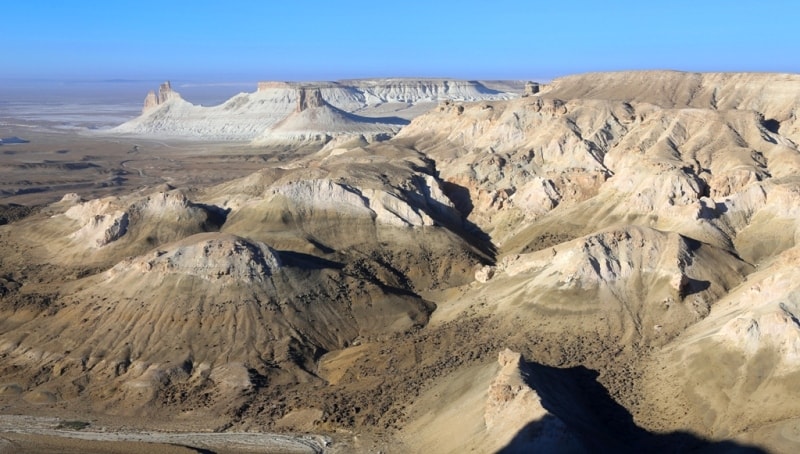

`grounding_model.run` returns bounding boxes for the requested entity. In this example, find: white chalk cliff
[251,87,407,146]
[111,79,515,143]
